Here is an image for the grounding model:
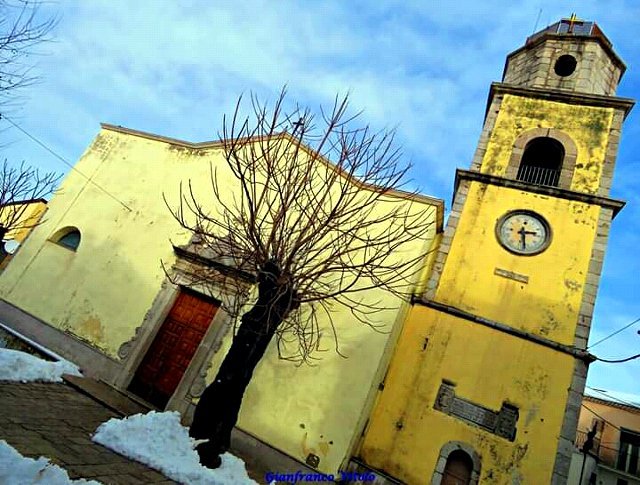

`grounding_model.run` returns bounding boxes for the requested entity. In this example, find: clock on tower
[355,17,634,485]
